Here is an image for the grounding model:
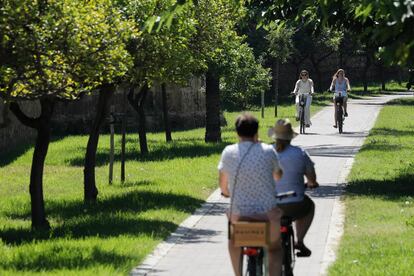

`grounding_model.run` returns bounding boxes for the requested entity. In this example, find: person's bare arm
[293,80,300,95]
[273,169,283,181]
[329,80,335,92]
[219,170,230,197]
[310,79,315,94]
[305,168,319,188]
